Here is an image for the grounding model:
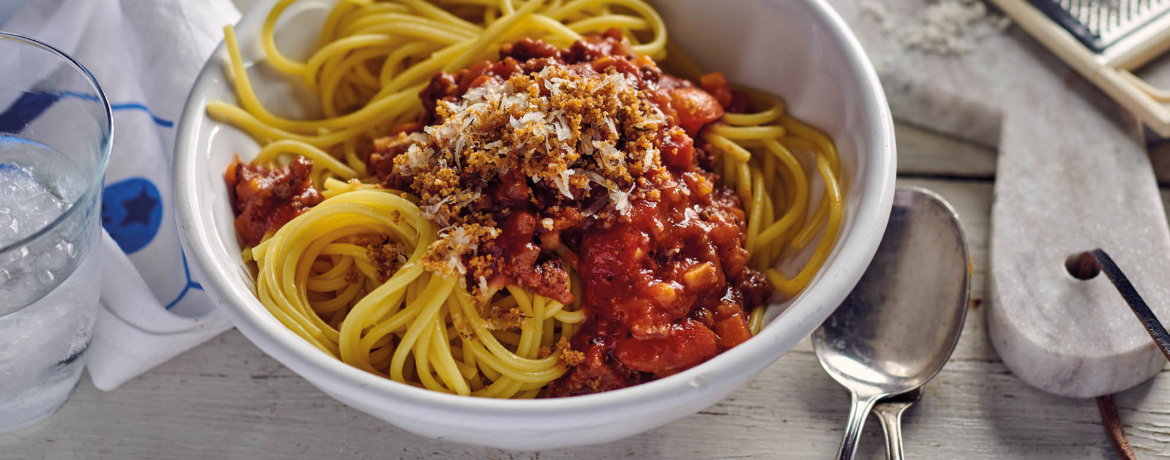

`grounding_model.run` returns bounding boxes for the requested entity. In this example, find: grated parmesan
[610,183,636,216]
[552,168,575,199]
[385,61,670,279]
[862,0,1010,56]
